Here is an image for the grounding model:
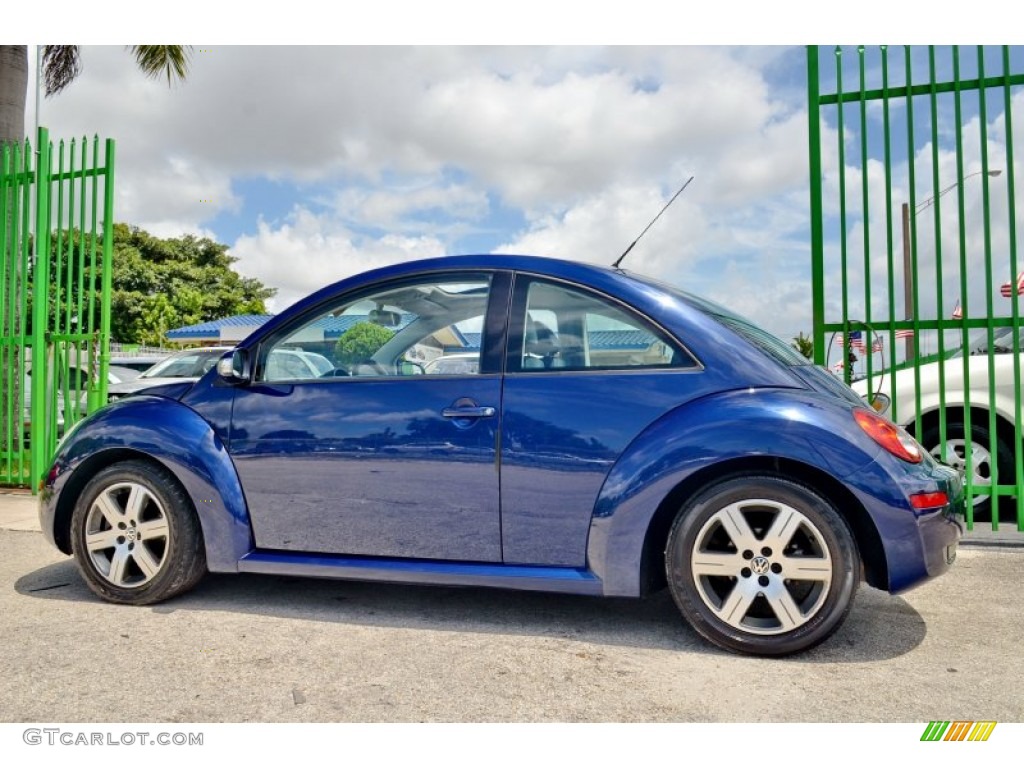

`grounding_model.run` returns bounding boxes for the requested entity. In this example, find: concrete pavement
[0,490,40,533]
[2,487,1023,722]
